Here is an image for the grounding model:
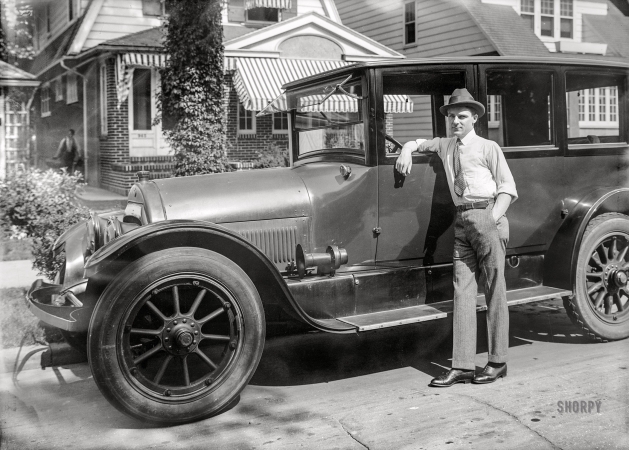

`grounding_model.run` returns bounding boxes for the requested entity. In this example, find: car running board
[337,285,572,332]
